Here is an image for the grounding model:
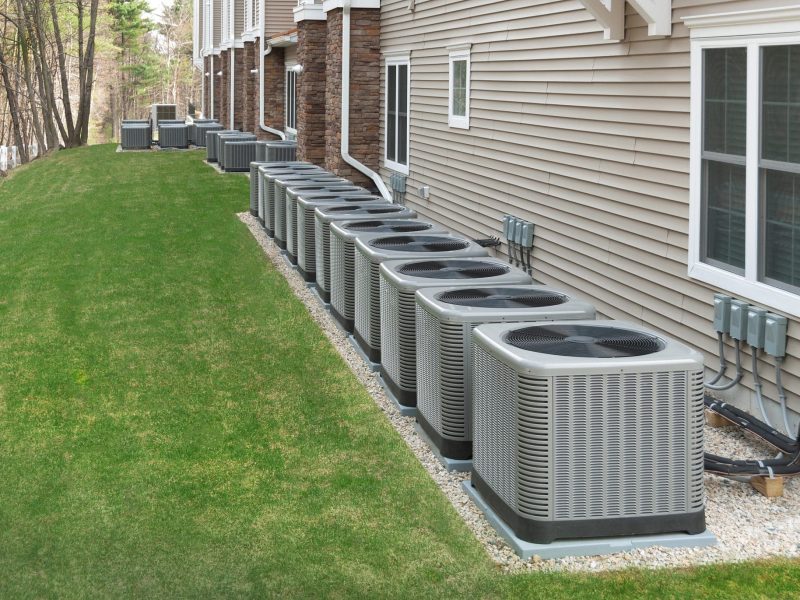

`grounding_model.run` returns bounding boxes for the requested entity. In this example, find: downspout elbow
[340,0,392,200]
